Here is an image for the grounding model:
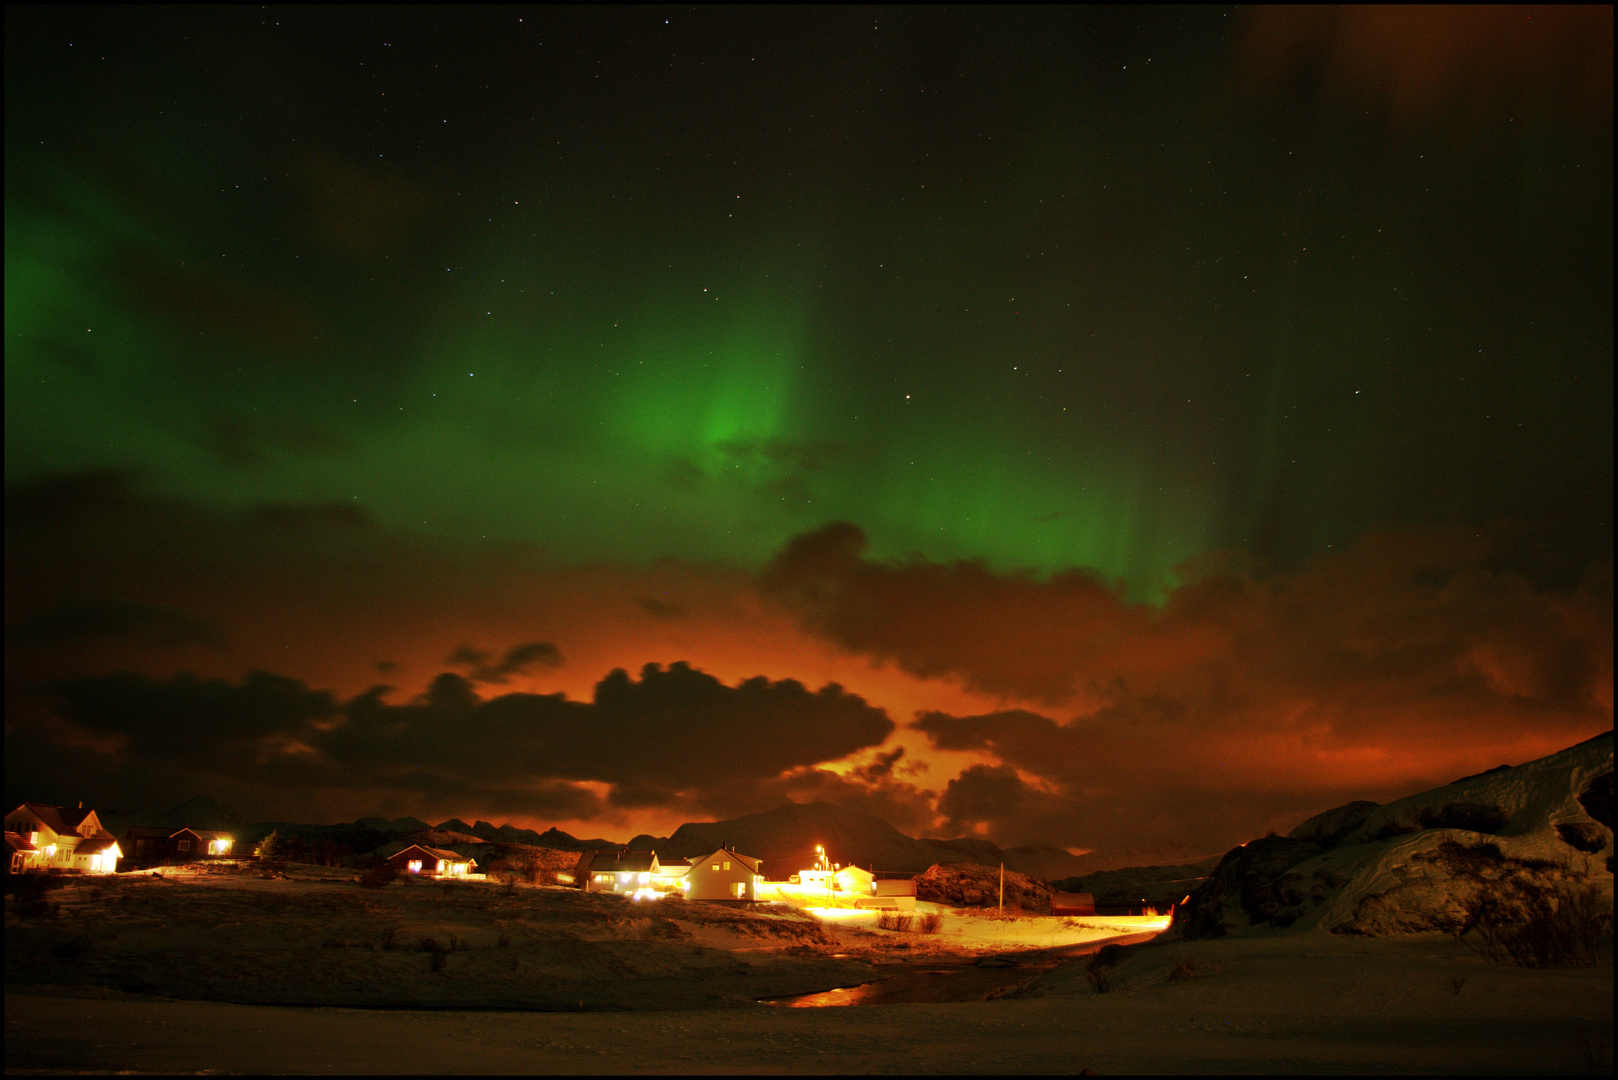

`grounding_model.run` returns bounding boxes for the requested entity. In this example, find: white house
[5,803,123,875]
[684,845,762,901]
